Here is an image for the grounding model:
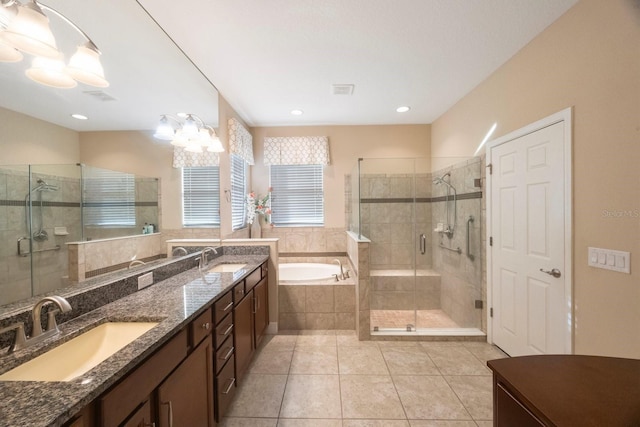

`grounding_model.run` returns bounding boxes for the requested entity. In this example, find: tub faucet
[129,260,146,269]
[200,247,218,271]
[332,259,345,280]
